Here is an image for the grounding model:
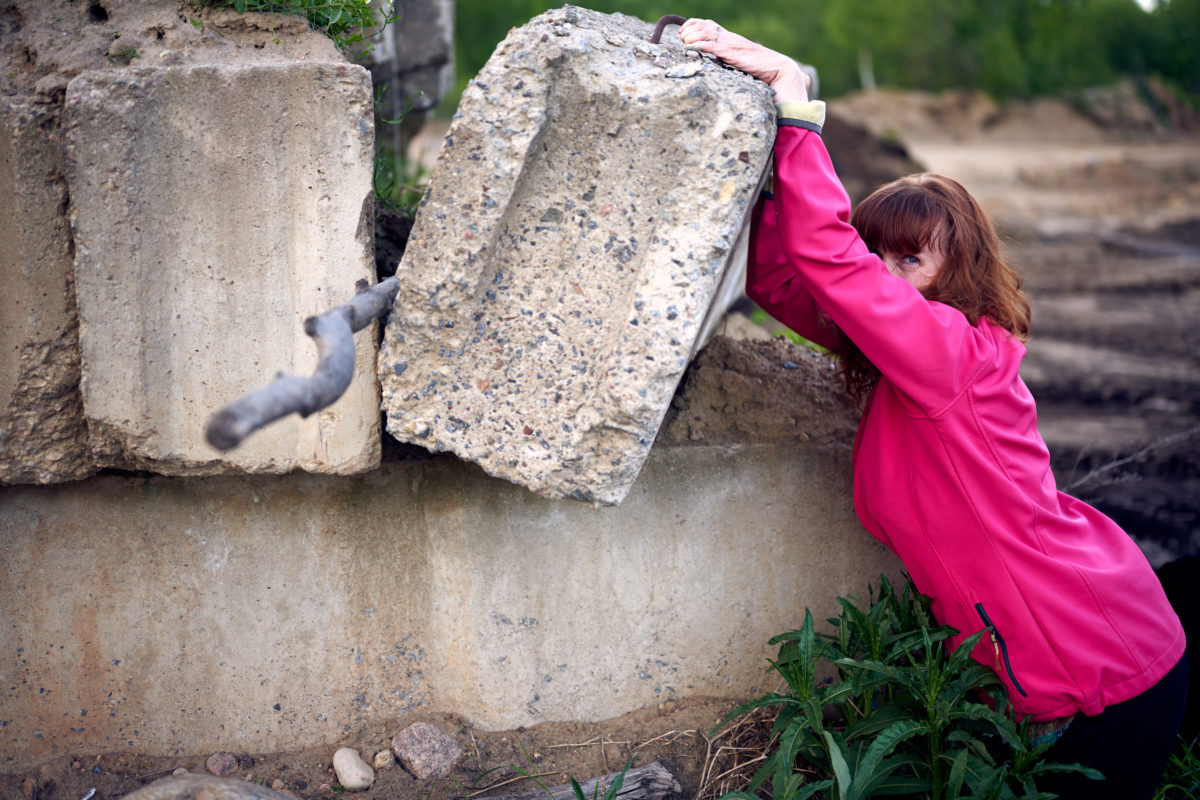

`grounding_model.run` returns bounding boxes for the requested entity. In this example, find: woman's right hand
[678,19,809,103]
